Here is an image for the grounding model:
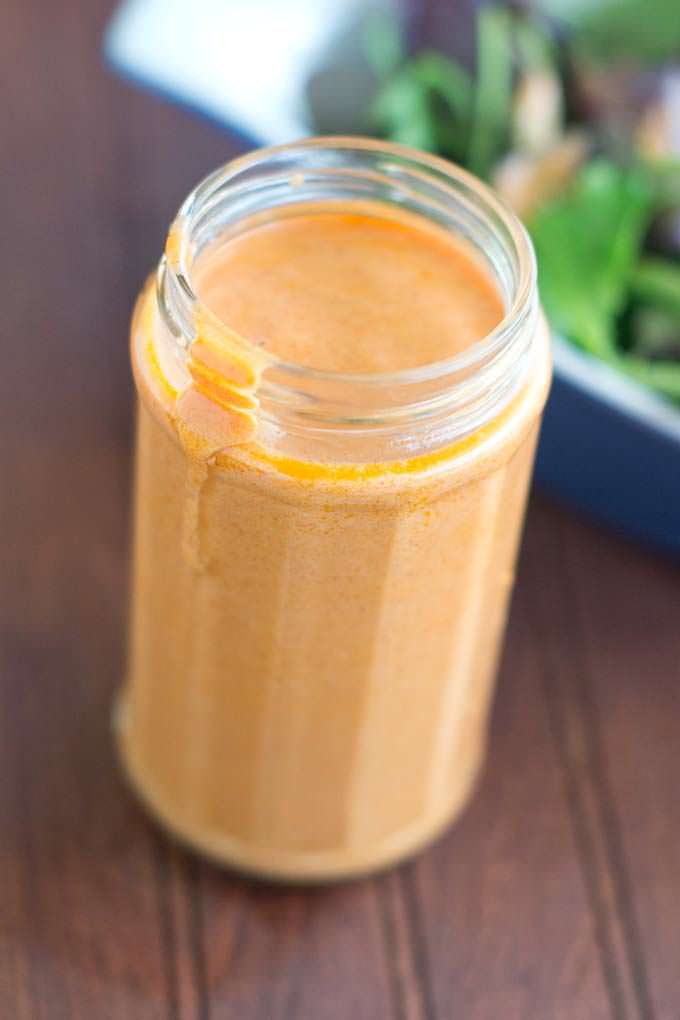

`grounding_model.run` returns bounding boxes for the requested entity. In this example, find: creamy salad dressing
[119,196,550,880]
